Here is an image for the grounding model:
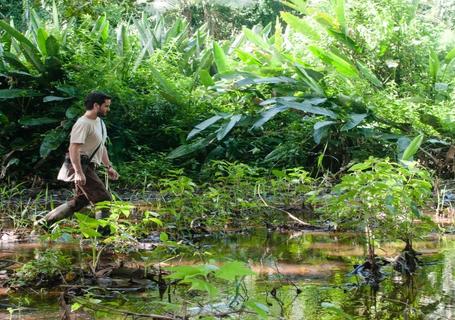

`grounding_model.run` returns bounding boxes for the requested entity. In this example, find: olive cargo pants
[43,164,111,225]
